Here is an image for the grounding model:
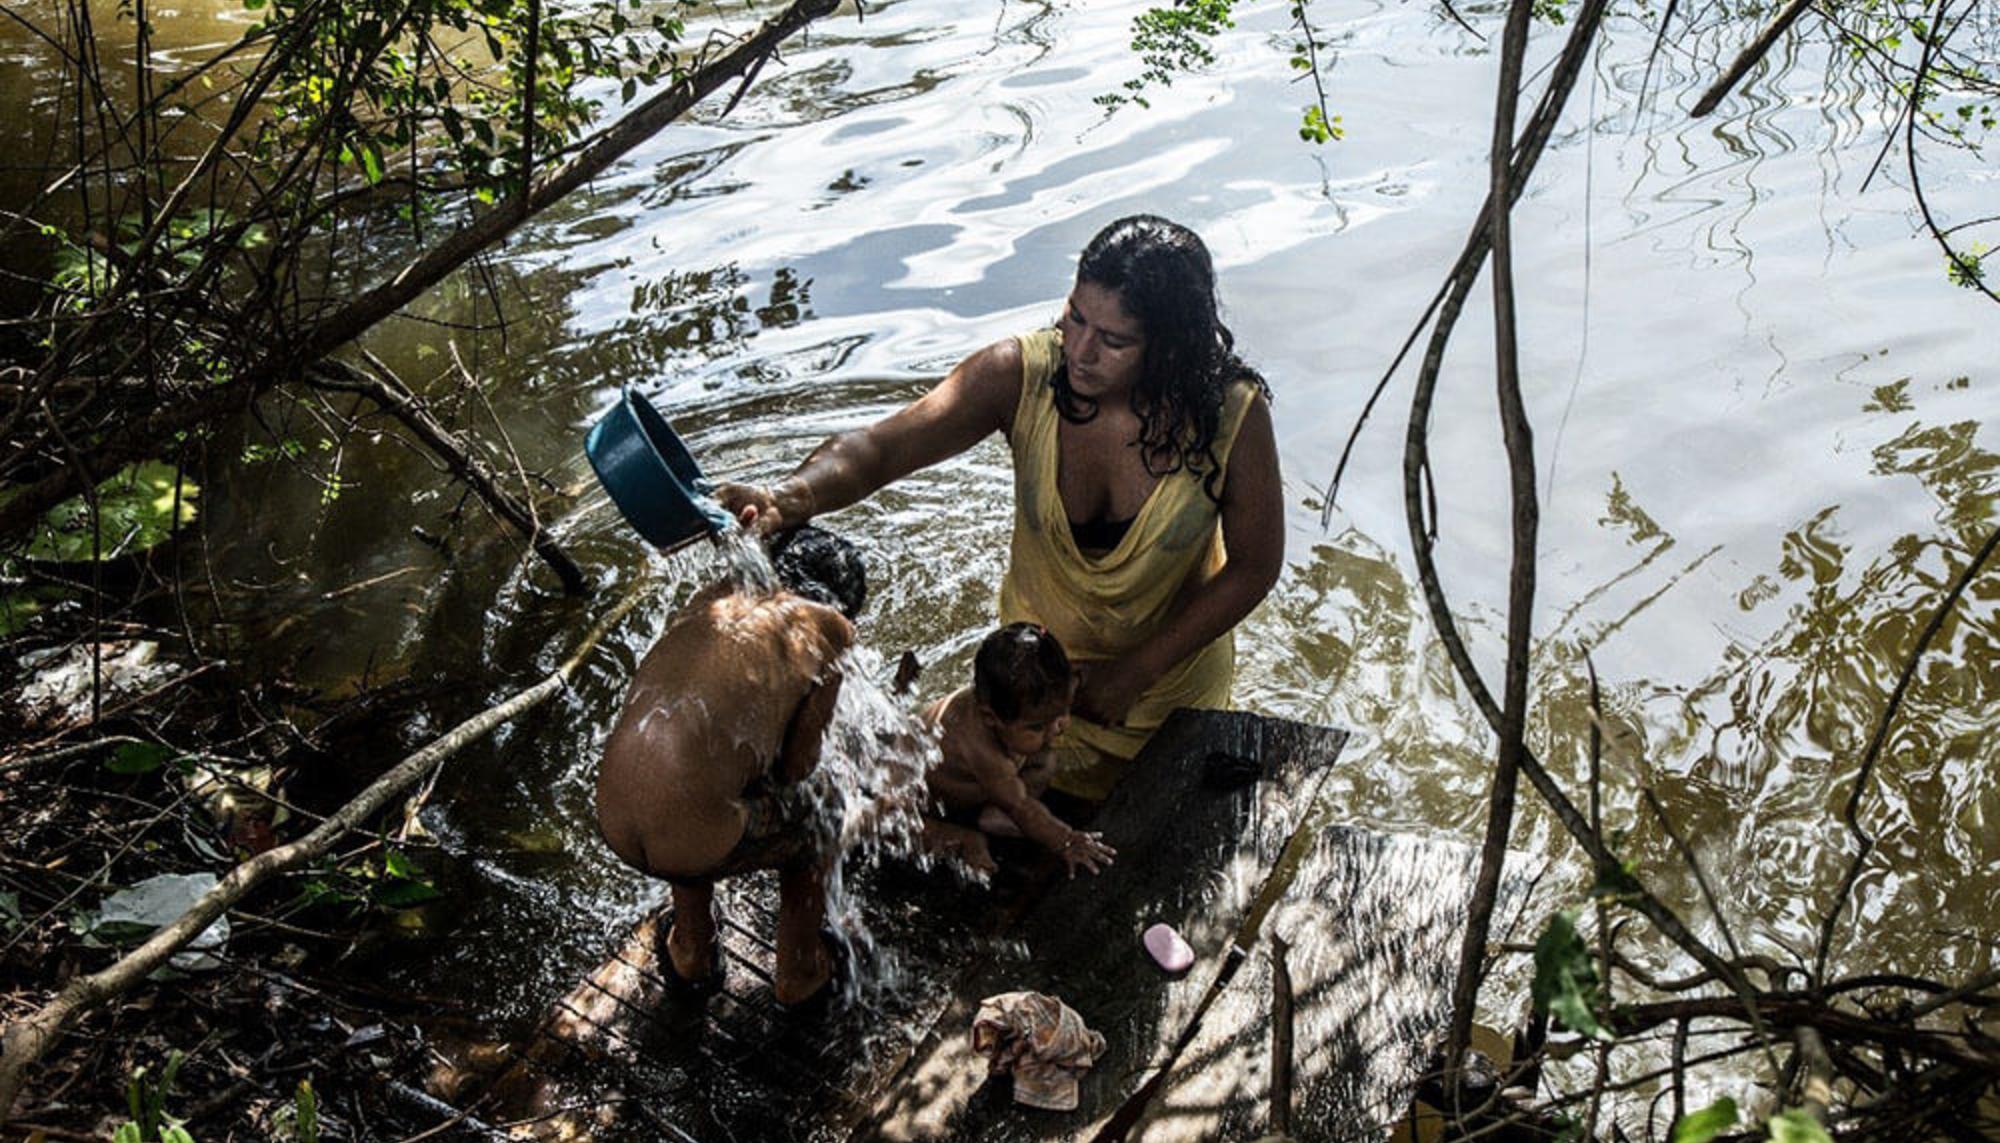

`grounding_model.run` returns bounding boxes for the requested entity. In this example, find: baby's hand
[1057,830,1116,878]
